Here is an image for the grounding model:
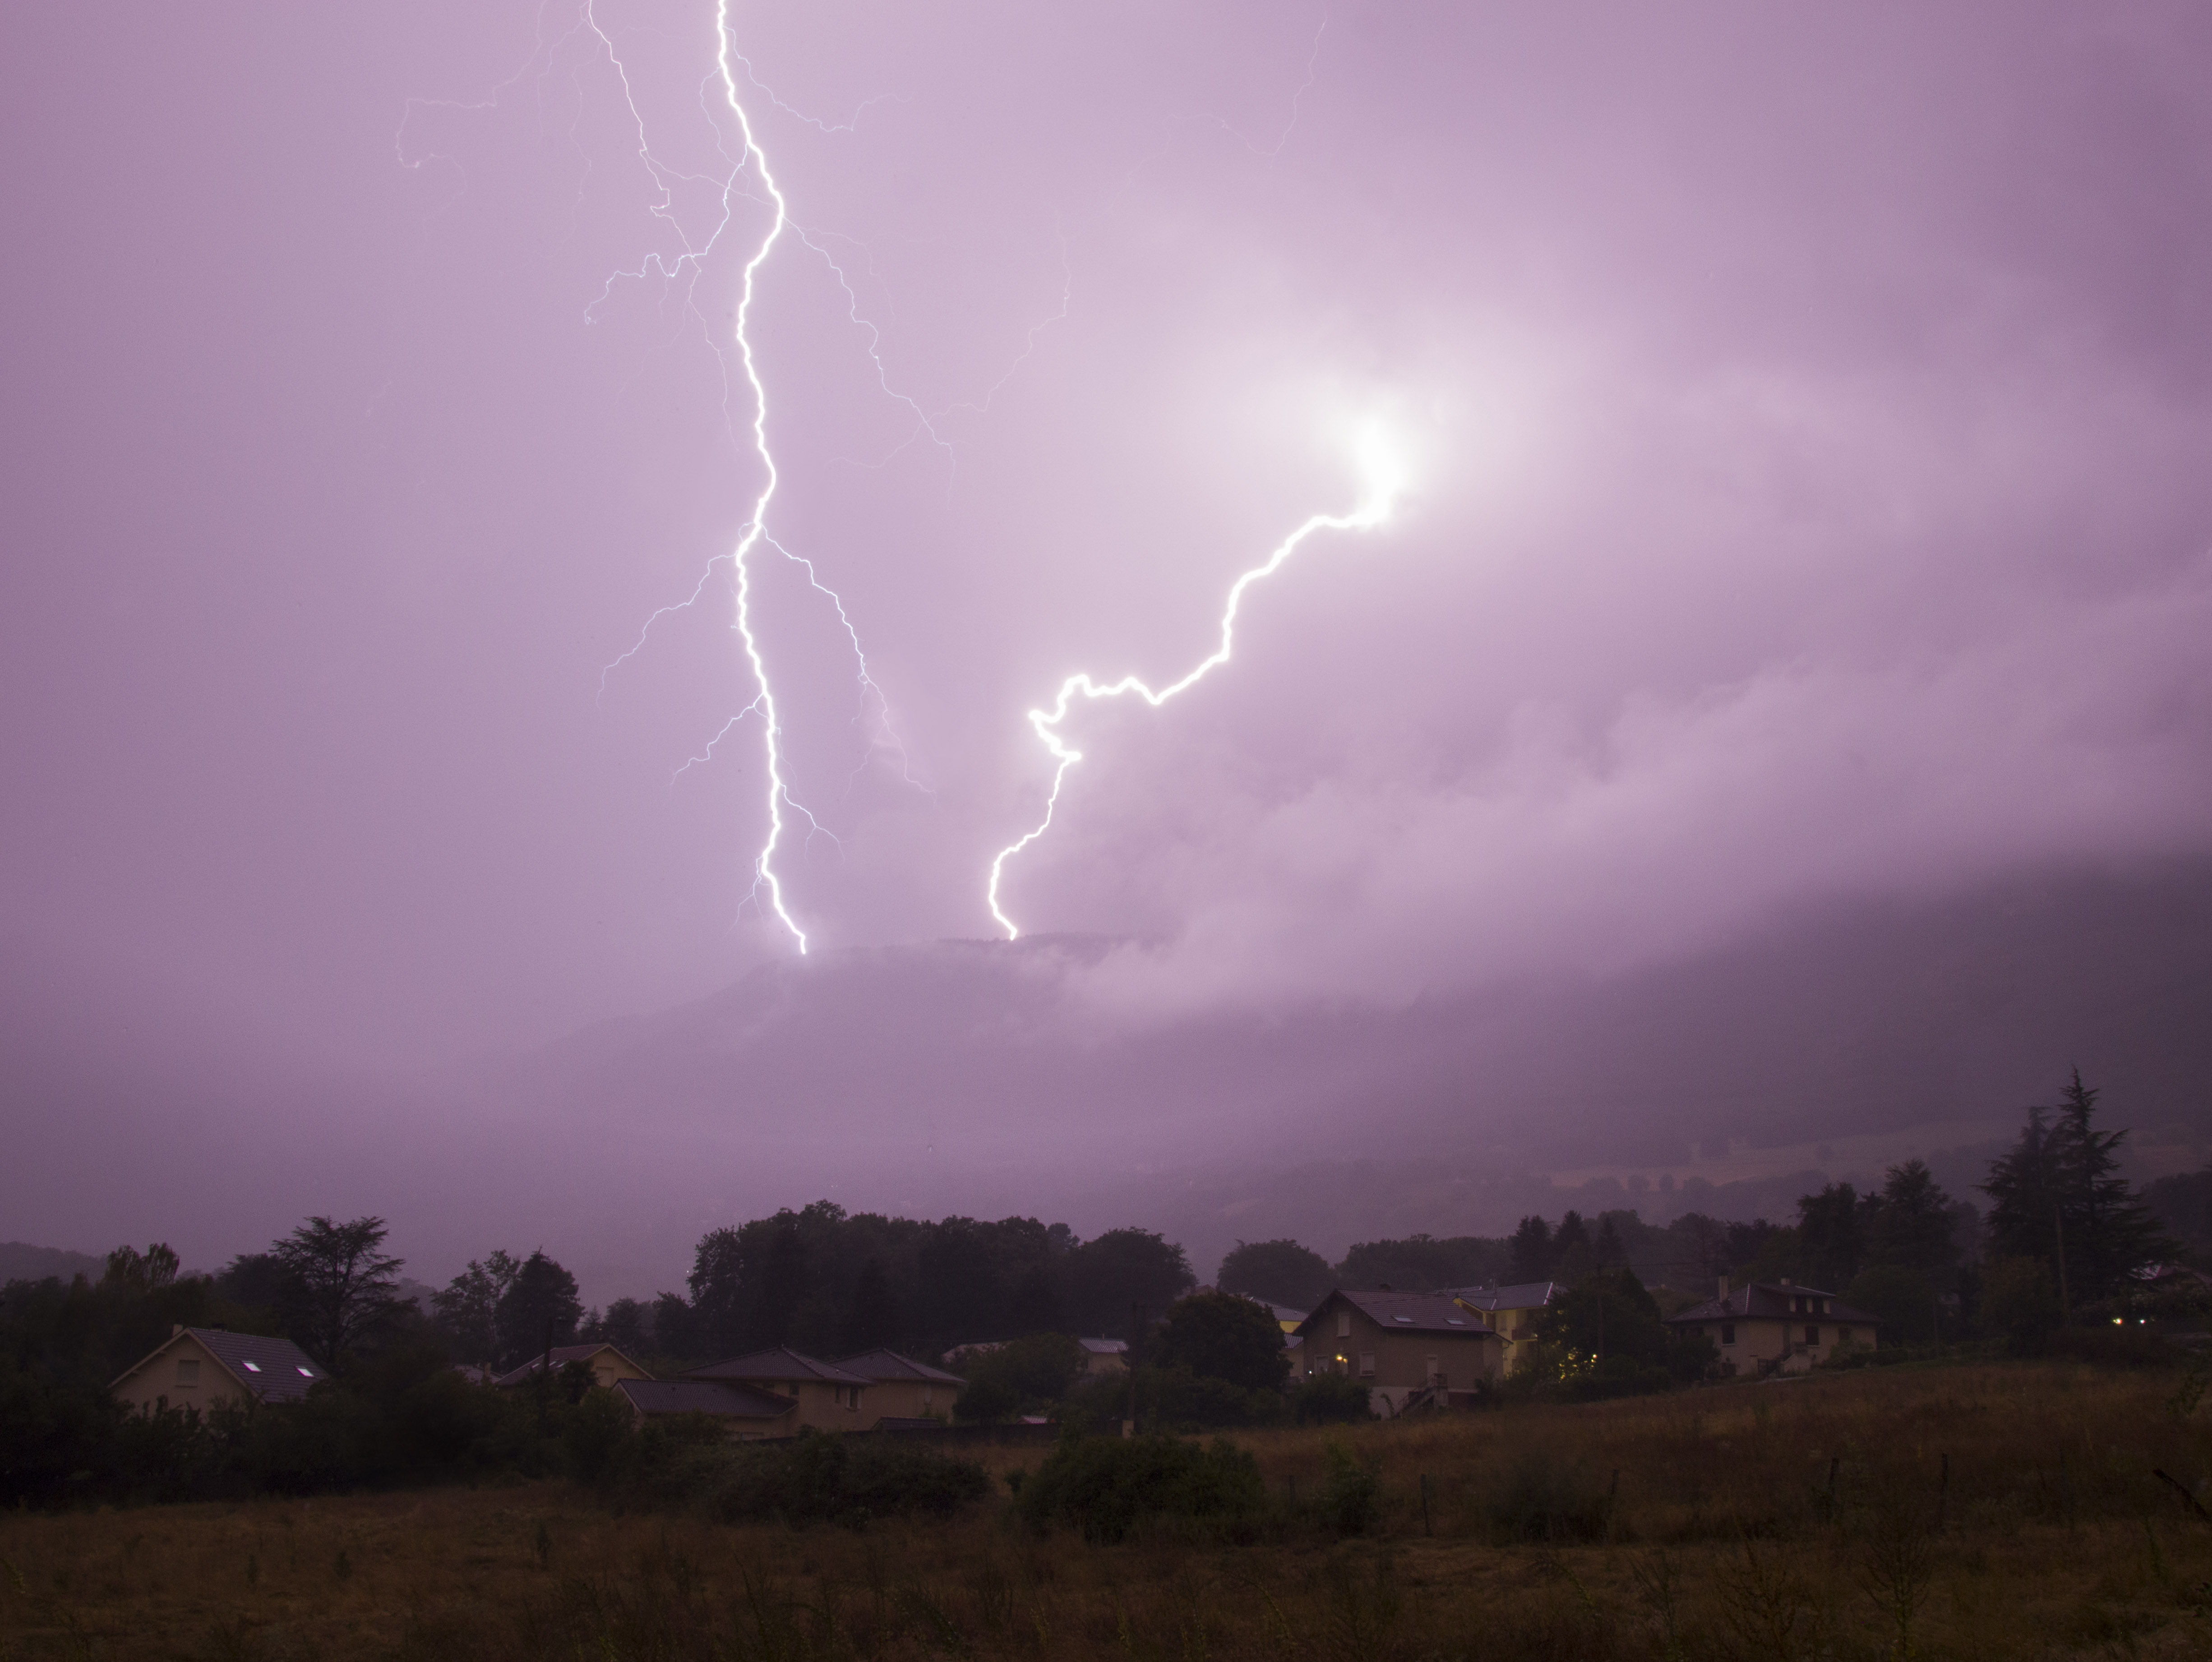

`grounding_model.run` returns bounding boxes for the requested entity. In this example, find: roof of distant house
[1298,1290,1498,1338]
[111,1327,327,1404]
[1665,1282,1879,1325]
[616,1378,797,1419]
[685,1347,872,1387]
[492,1343,649,1389]
[835,1349,965,1385]
[1441,1282,1561,1312]
[1078,1338,1127,1356]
